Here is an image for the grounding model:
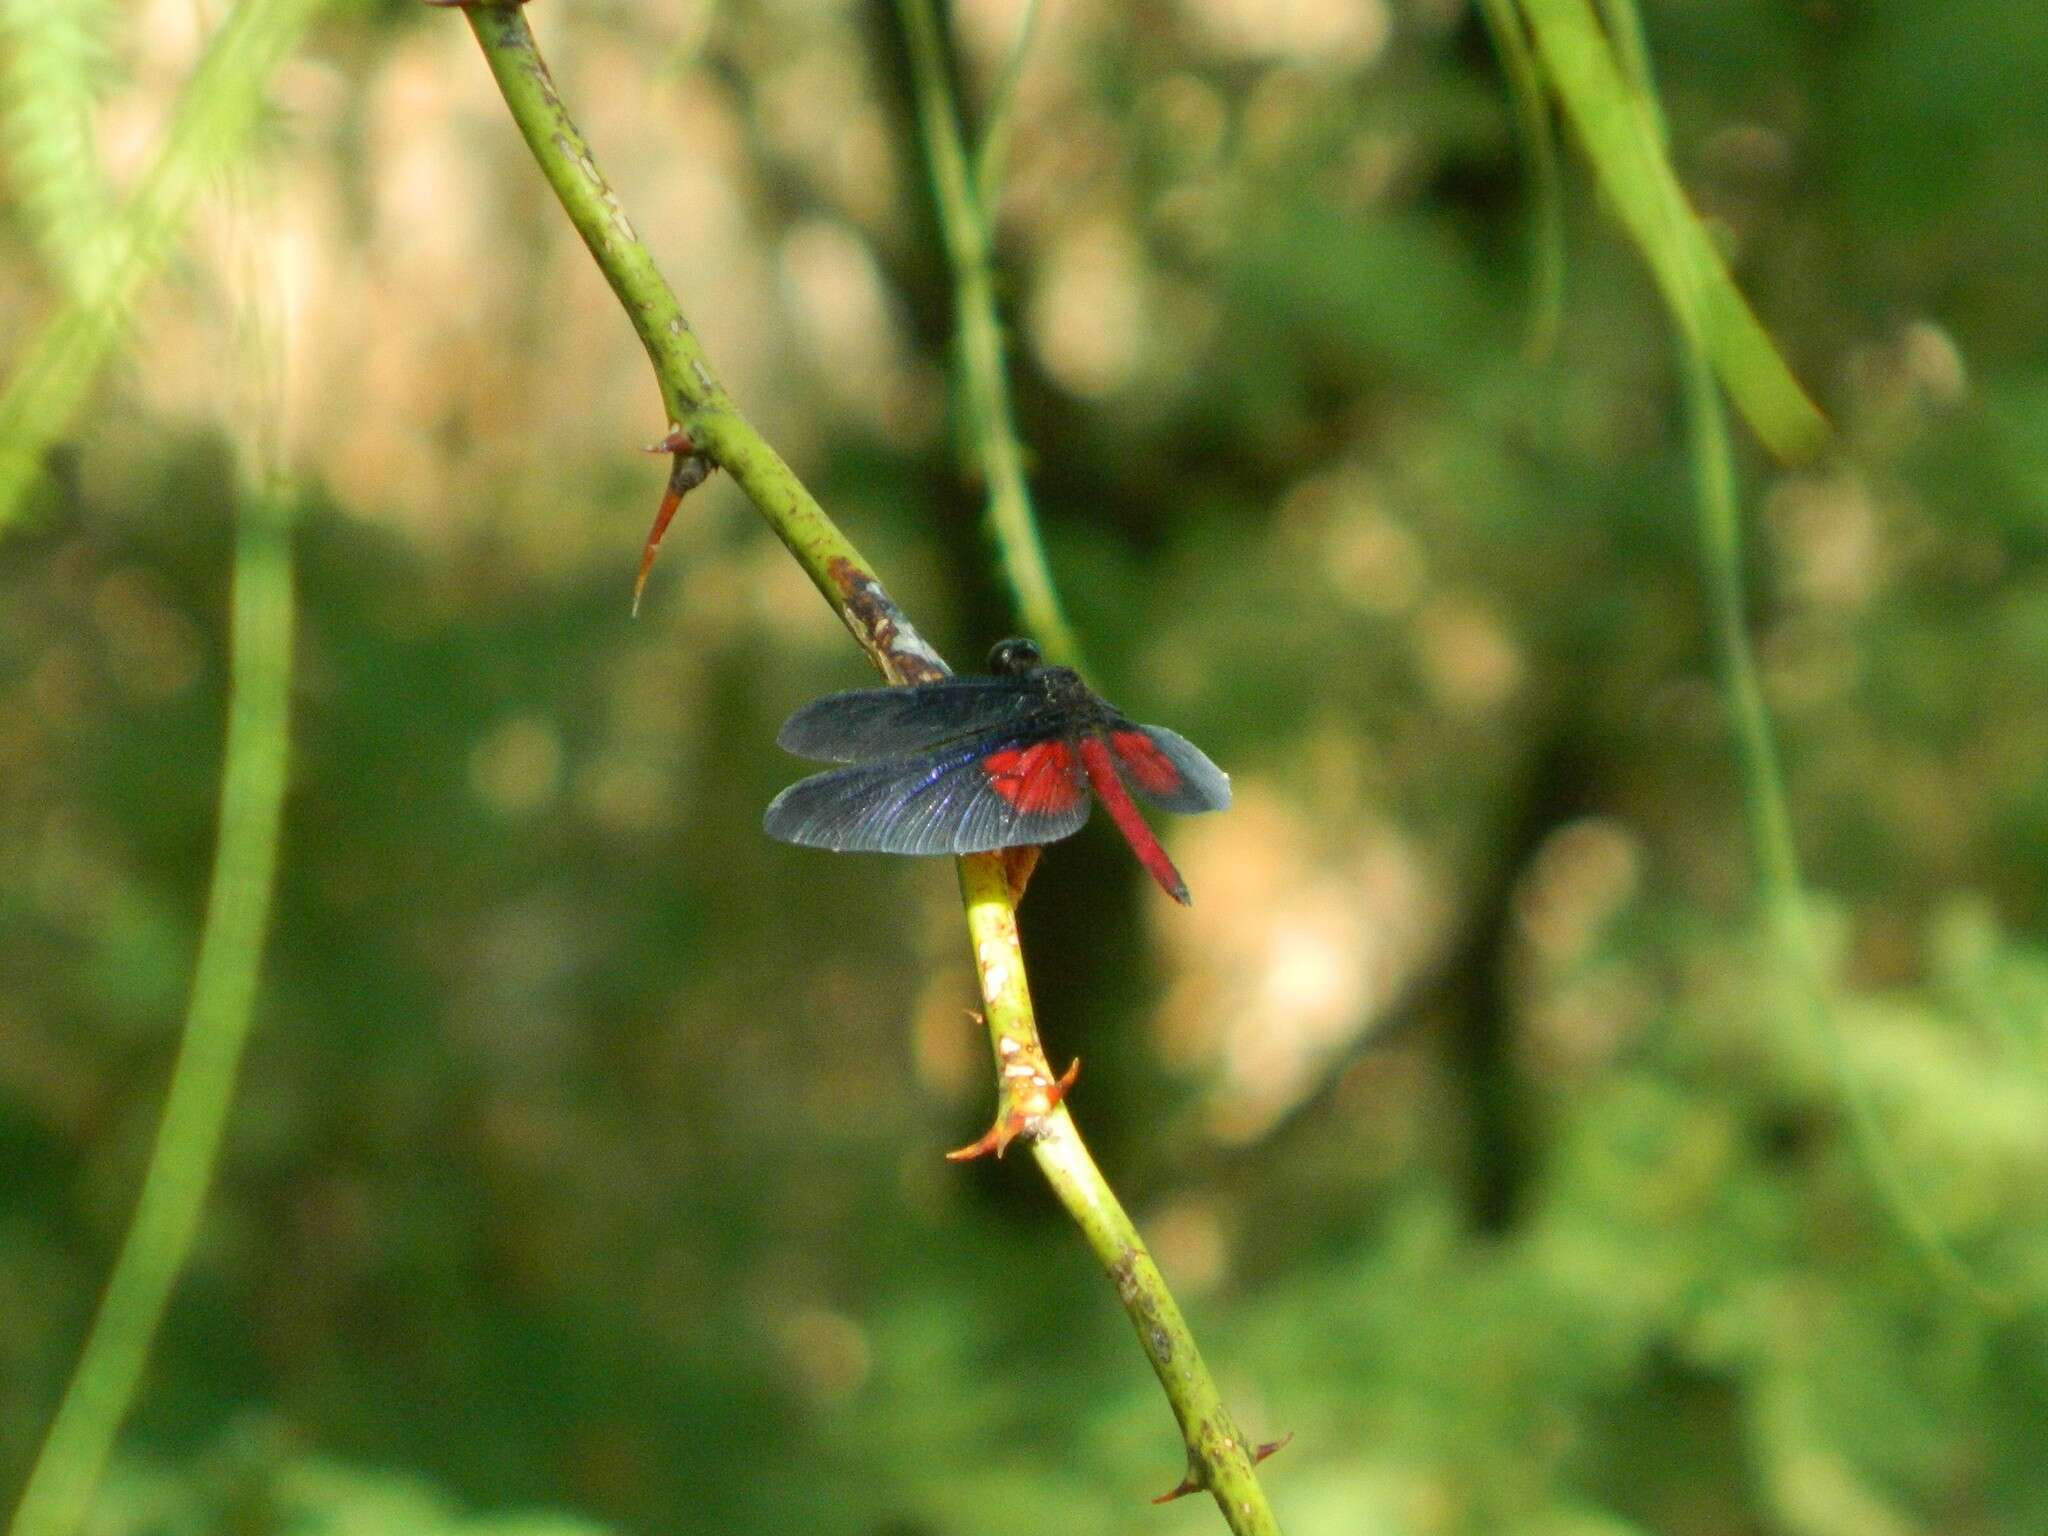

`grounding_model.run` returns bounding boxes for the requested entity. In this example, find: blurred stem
[0,0,326,531]
[1681,331,1994,1305]
[972,0,1043,209]
[1594,0,1664,140]
[1634,40,1994,1308]
[451,7,1275,1526]
[1476,0,1565,361]
[894,0,1084,670]
[8,485,295,1536]
[1570,0,1995,1305]
[1513,0,1826,463]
